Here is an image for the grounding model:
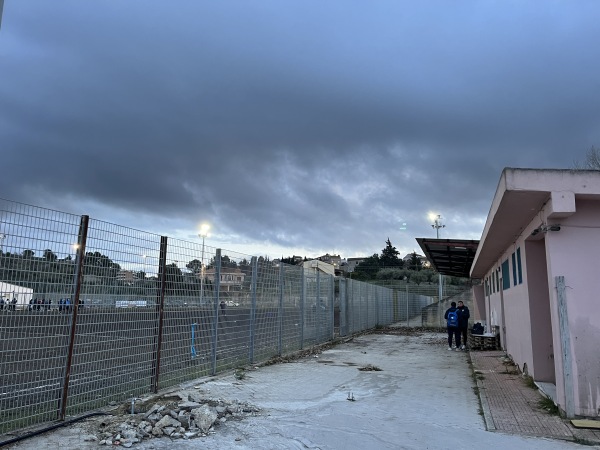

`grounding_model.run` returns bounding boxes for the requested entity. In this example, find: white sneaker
[461,345,466,350]
[448,347,452,351]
